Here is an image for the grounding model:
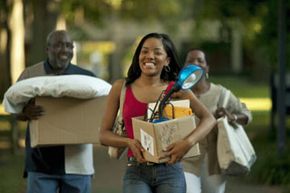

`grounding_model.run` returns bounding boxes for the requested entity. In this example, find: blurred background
[0,0,289,193]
